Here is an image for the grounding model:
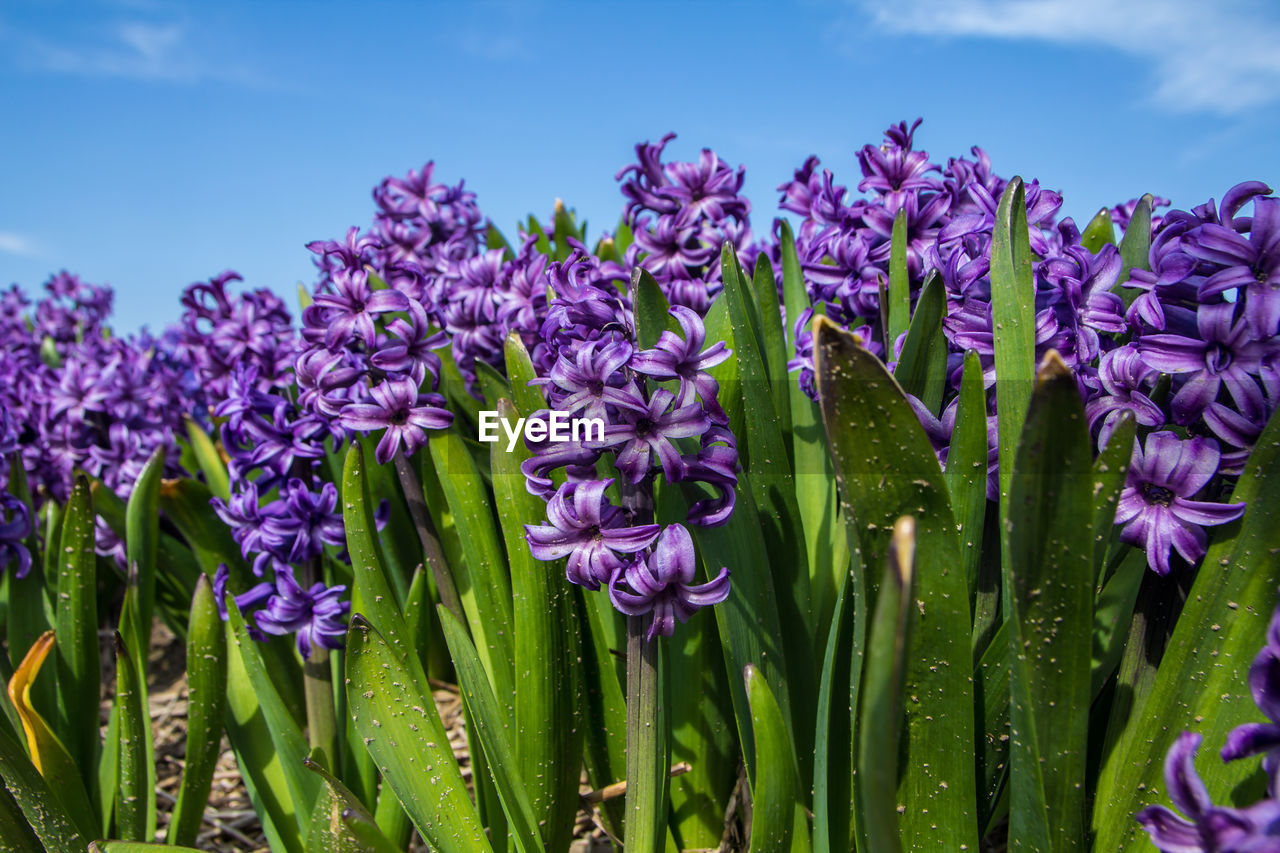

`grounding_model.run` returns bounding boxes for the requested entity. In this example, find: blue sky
[1,0,1278,333]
